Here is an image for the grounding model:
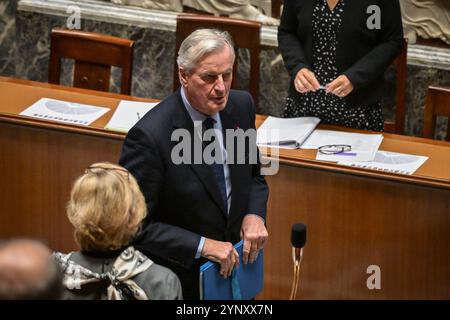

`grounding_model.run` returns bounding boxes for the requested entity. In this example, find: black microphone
[291,223,307,249]
[289,223,307,300]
